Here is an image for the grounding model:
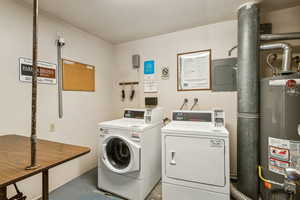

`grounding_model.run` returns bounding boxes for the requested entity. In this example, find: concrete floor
[46,168,162,200]
[46,168,235,200]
